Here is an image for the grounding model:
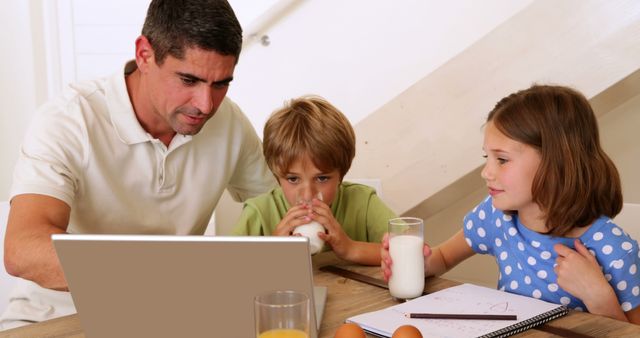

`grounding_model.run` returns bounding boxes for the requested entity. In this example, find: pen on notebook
[404,313,517,320]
